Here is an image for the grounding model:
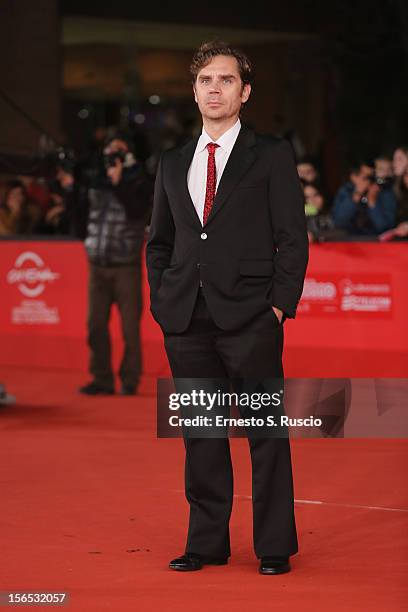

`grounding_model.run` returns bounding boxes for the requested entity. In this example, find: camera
[368,174,393,189]
[103,150,126,169]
